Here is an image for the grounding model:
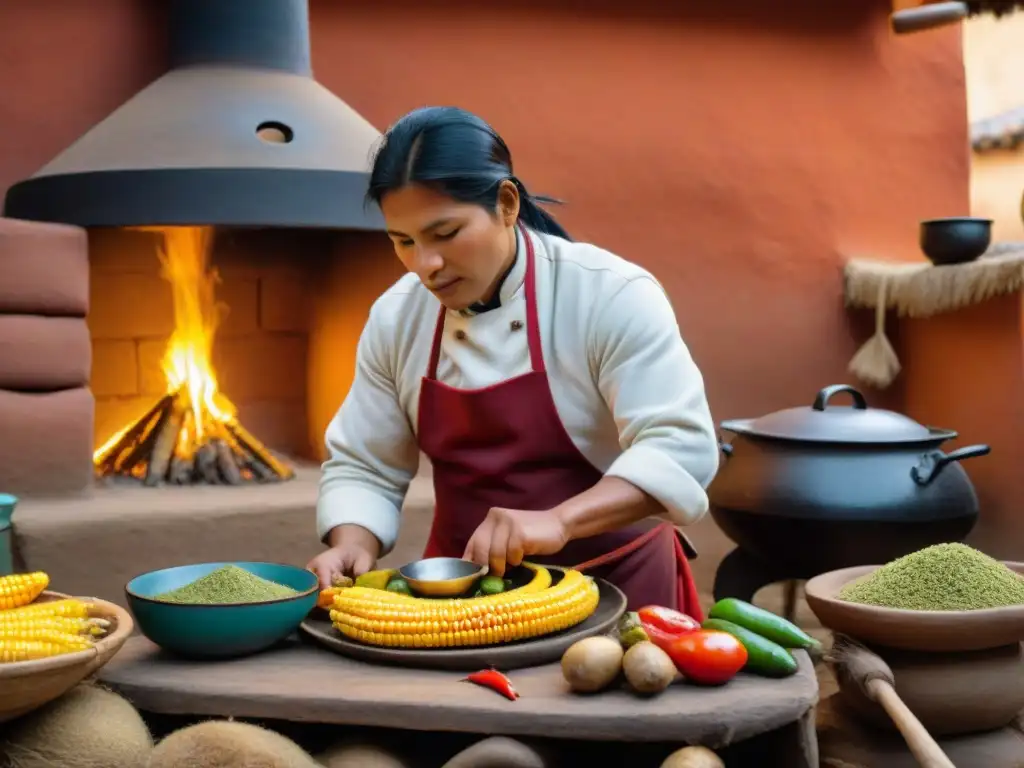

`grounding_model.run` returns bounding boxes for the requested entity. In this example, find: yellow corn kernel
[330,567,599,649]
[317,587,346,610]
[0,615,106,637]
[0,572,49,610]
[1,598,92,620]
[0,635,94,662]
